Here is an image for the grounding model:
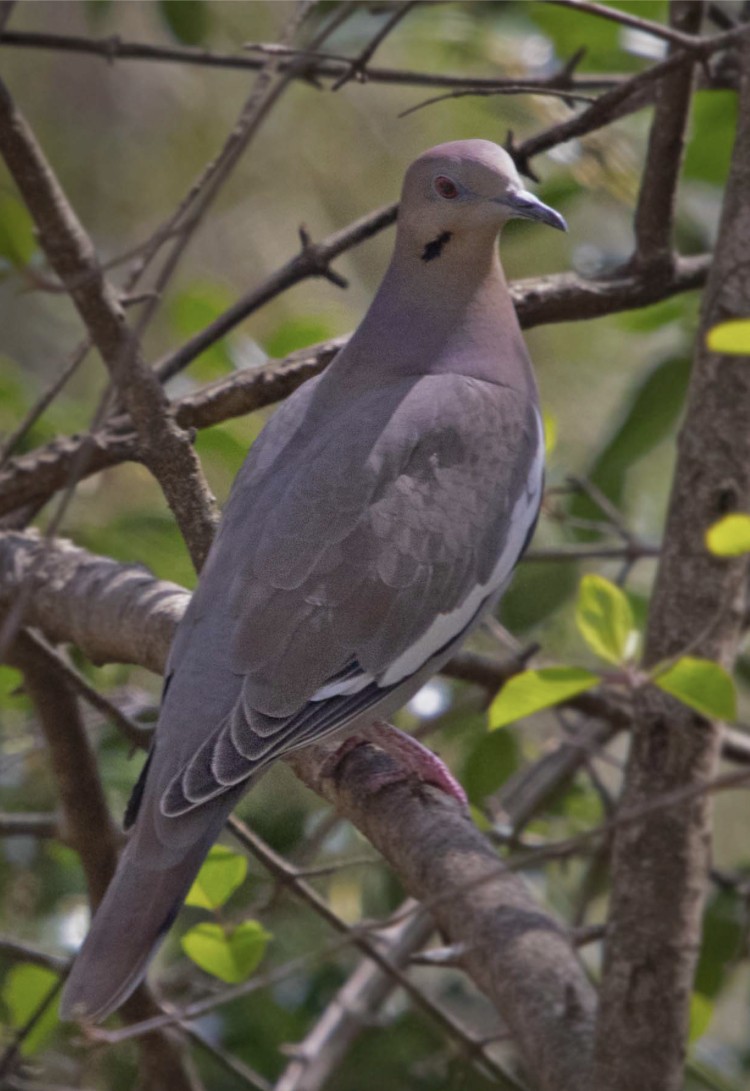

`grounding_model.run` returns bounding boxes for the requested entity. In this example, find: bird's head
[398,139,566,254]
